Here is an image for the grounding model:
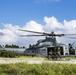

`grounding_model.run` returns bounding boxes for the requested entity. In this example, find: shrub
[0,51,20,58]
